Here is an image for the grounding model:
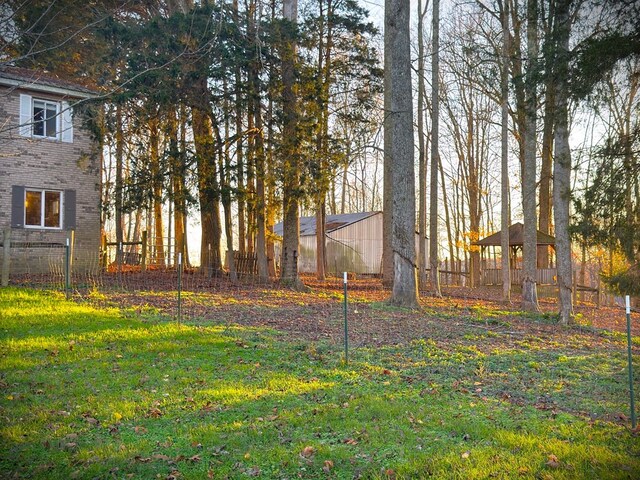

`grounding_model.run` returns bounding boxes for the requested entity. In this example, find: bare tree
[429,0,442,297]
[552,0,573,325]
[417,0,430,291]
[522,0,539,311]
[280,0,305,289]
[501,0,511,301]
[385,0,419,307]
